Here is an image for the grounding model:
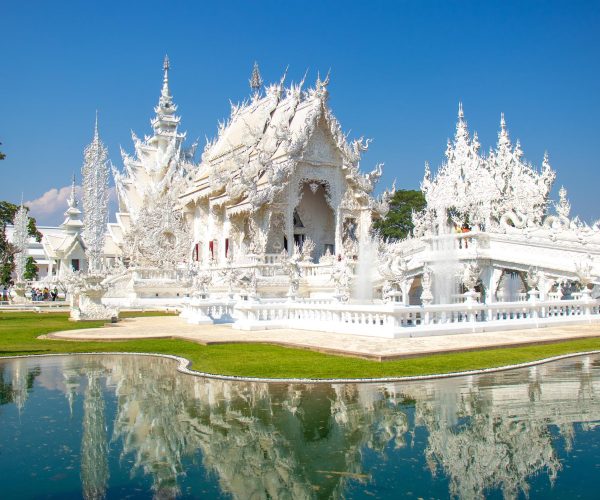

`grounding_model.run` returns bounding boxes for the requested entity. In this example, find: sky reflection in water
[1,354,600,499]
